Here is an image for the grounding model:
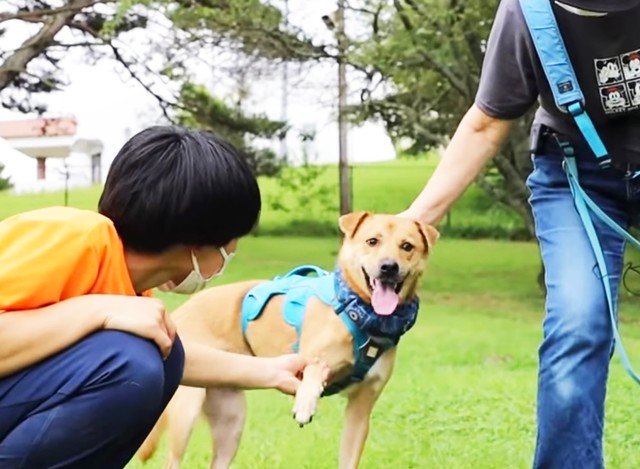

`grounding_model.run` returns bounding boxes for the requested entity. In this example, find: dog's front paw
[292,383,323,427]
[292,397,316,427]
